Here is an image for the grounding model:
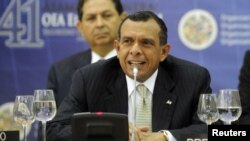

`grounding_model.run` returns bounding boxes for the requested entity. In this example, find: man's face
[77,0,124,47]
[115,19,170,82]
